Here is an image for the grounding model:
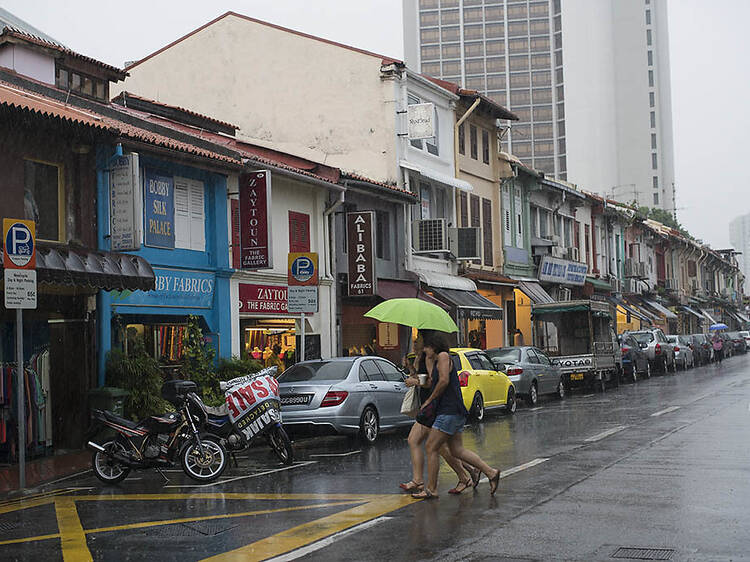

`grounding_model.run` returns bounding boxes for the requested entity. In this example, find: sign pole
[300,312,306,362]
[16,308,25,489]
